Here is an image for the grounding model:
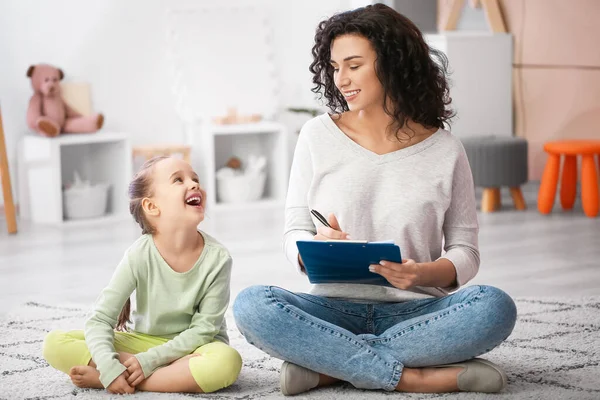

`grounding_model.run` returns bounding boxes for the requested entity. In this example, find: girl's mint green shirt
[84,231,232,388]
